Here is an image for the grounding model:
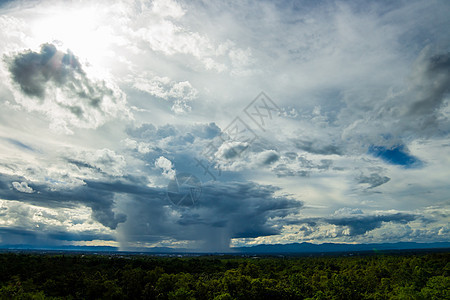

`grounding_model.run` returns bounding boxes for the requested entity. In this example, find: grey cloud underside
[363,50,450,142]
[325,213,417,235]
[0,173,130,230]
[0,227,114,245]
[118,181,303,251]
[408,52,450,118]
[279,50,450,159]
[293,212,418,236]
[258,151,280,165]
[0,170,303,250]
